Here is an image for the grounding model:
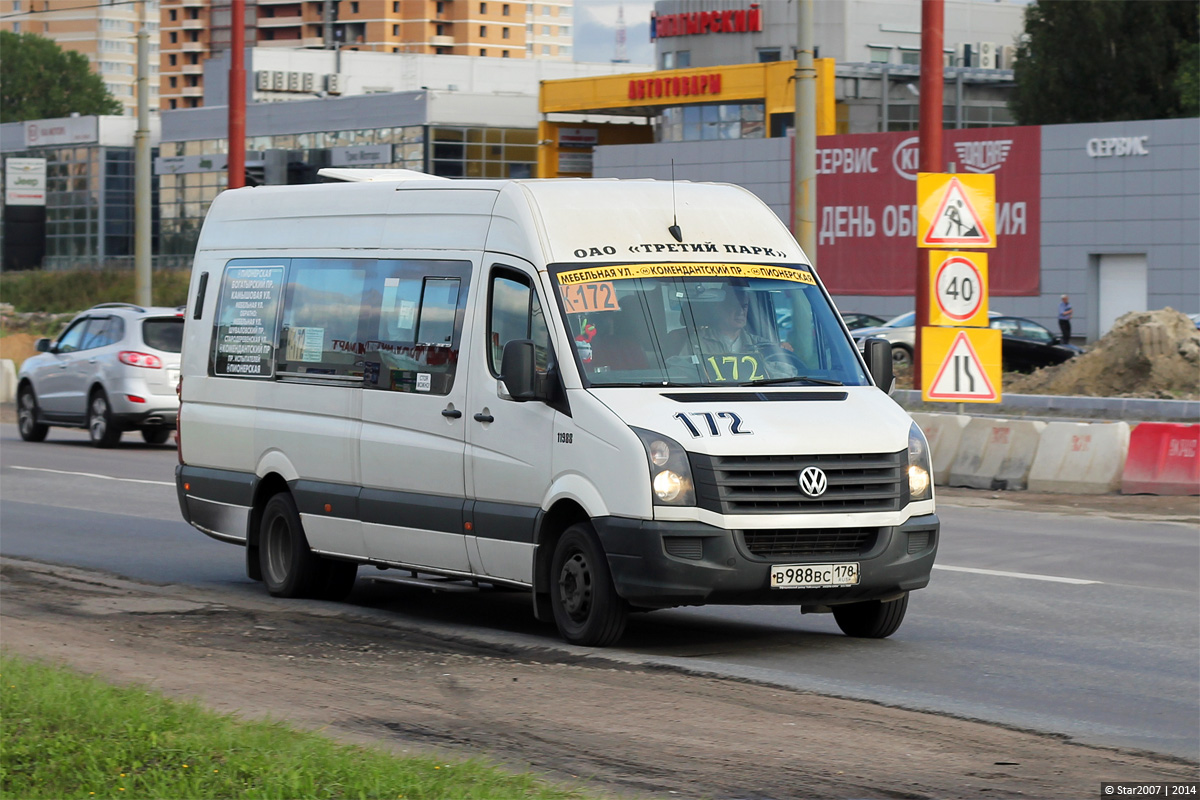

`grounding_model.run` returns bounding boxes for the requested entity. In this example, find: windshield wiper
[747,375,844,387]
